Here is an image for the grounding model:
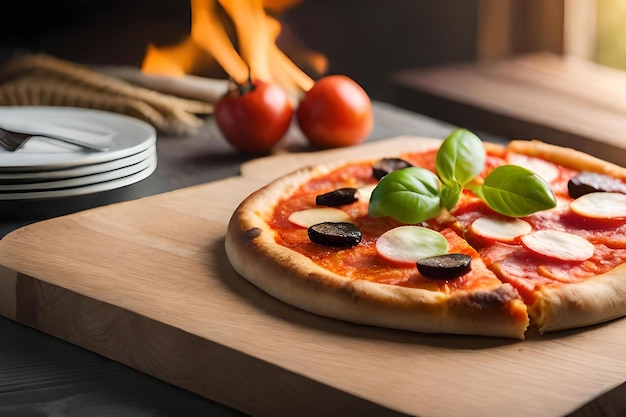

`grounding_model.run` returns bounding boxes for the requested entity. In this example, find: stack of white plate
[0,107,157,200]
